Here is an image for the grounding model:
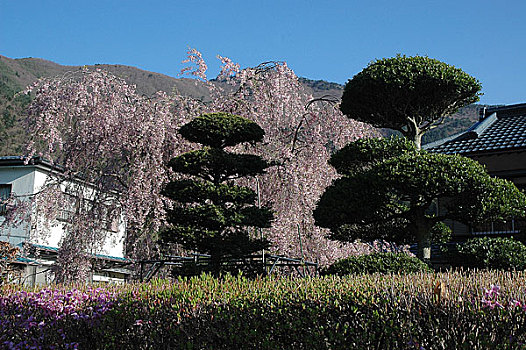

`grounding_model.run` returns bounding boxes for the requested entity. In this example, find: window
[57,193,77,222]
[57,193,120,232]
[471,219,519,236]
[470,183,526,236]
[101,206,120,232]
[0,184,12,215]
